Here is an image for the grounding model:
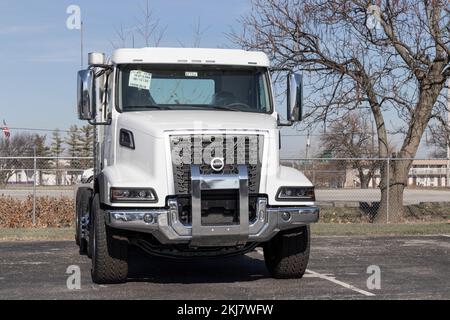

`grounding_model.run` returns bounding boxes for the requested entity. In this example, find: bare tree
[319,112,382,188]
[111,0,166,48]
[230,0,450,222]
[33,134,51,185]
[427,119,450,158]
[111,24,128,49]
[51,129,64,185]
[0,133,35,185]
[136,0,166,47]
[193,17,209,48]
[177,17,210,48]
